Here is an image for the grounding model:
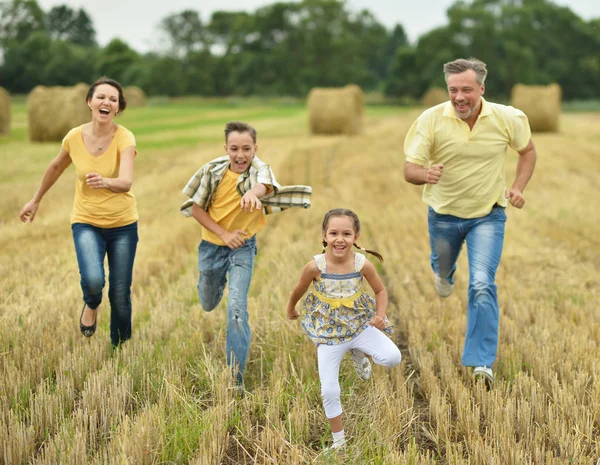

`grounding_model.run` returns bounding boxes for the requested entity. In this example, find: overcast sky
[37,0,600,53]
